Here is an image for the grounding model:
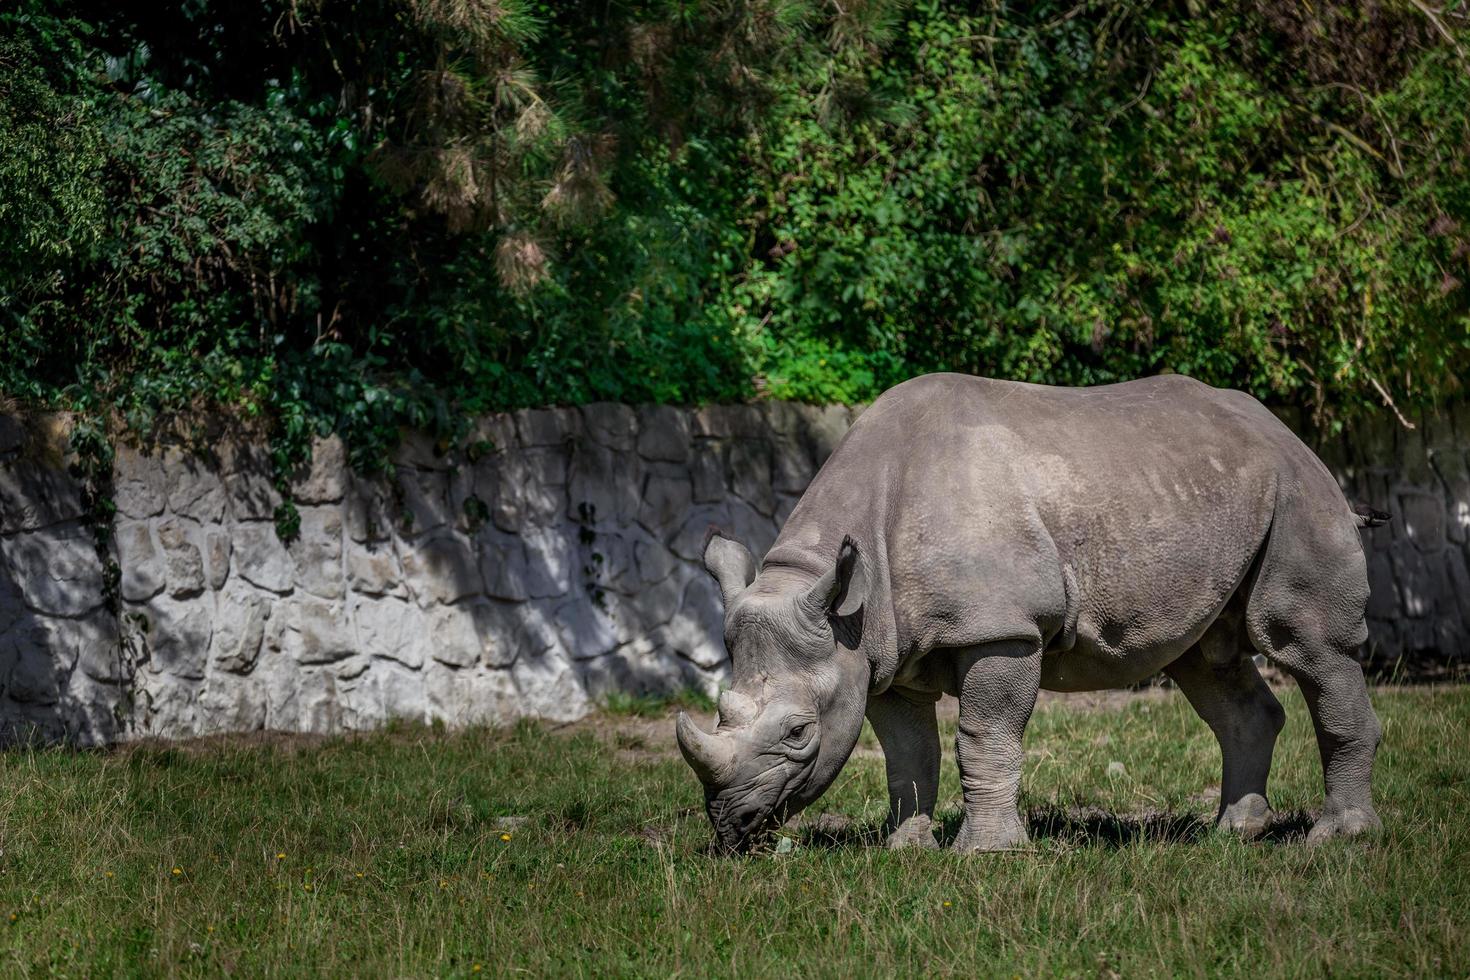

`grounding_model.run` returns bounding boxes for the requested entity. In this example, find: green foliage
[1,0,1467,466]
